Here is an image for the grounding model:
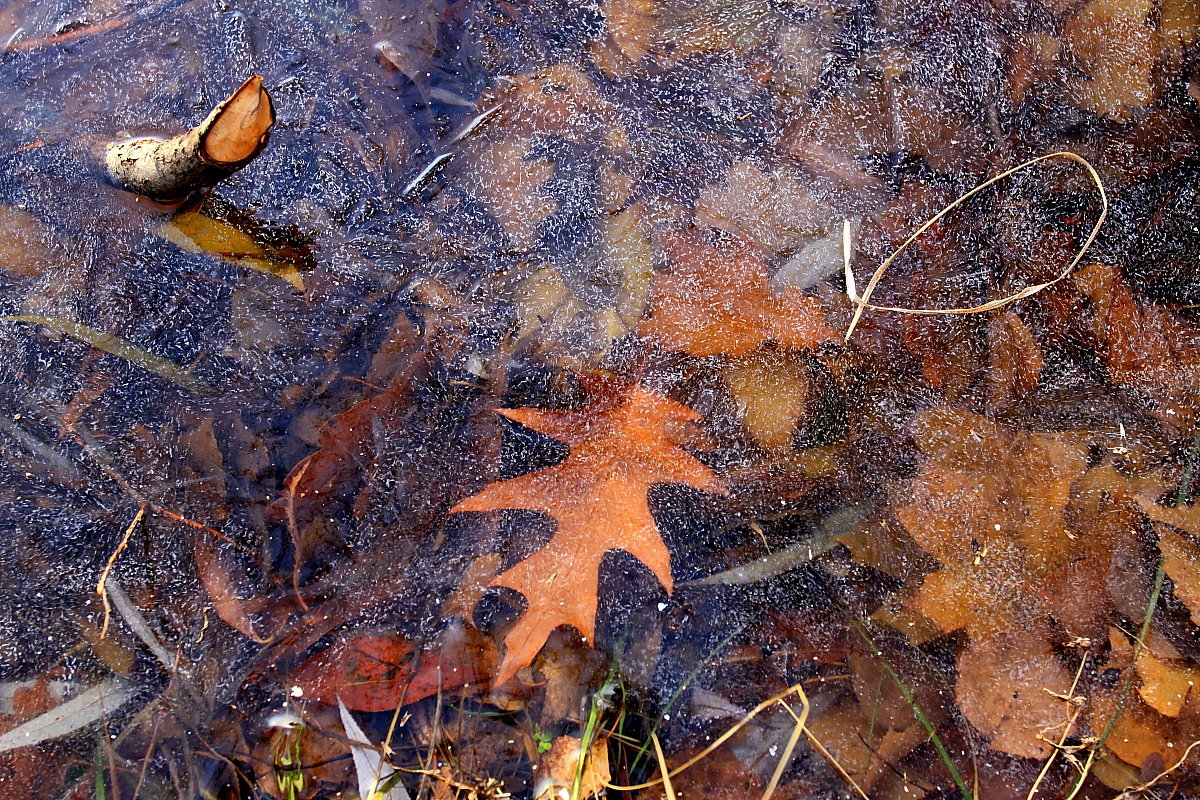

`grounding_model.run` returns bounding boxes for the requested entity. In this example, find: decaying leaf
[805,693,927,794]
[1137,648,1200,718]
[720,349,810,449]
[1007,31,1065,107]
[159,208,306,290]
[893,406,1092,757]
[0,678,70,797]
[639,231,835,357]
[897,407,1089,633]
[953,631,1073,759]
[475,64,624,148]
[1156,526,1200,626]
[1075,263,1200,431]
[1064,0,1159,122]
[1160,0,1200,65]
[985,310,1043,410]
[533,735,610,800]
[0,206,62,279]
[513,204,654,368]
[363,0,438,81]
[280,378,413,538]
[599,0,660,64]
[695,161,832,255]
[533,633,608,724]
[9,1,1200,796]
[452,379,723,684]
[193,535,263,641]
[655,0,775,60]
[1087,686,1195,776]
[292,628,493,712]
[462,136,557,252]
[597,0,773,71]
[459,64,625,251]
